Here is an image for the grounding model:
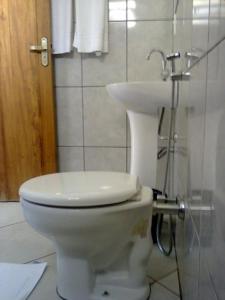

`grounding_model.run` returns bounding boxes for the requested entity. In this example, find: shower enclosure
[173,0,225,299]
